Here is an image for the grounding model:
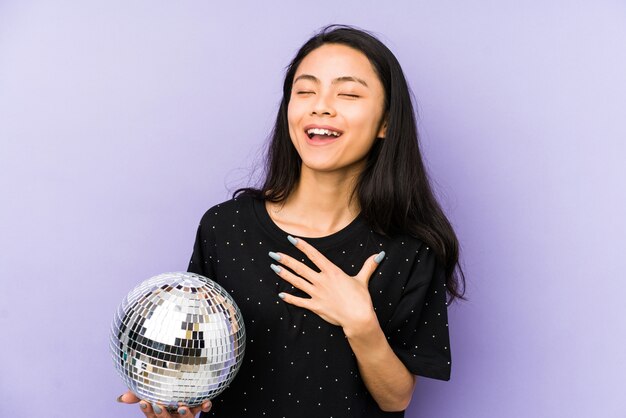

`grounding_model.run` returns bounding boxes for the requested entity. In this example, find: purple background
[1,1,625,417]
